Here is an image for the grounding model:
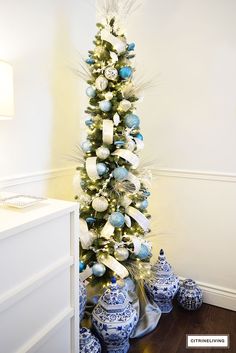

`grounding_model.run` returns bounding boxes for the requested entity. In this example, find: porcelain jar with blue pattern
[177,279,203,310]
[80,327,101,353]
[145,249,179,313]
[79,279,87,321]
[92,277,138,353]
